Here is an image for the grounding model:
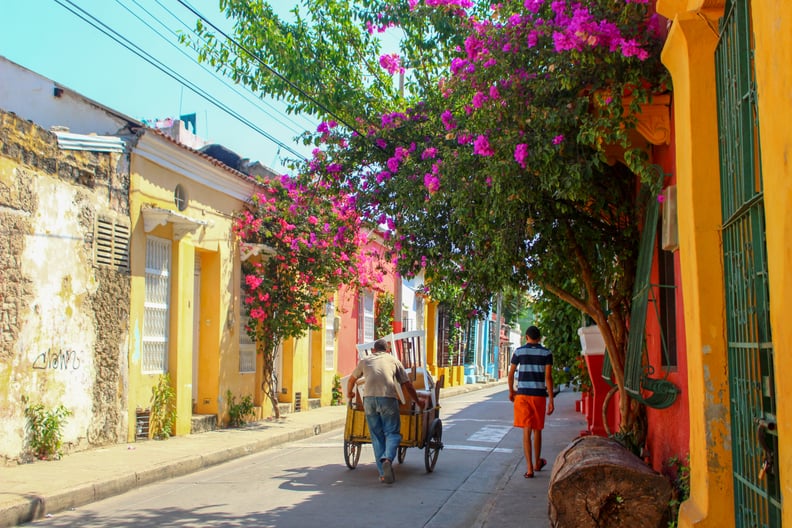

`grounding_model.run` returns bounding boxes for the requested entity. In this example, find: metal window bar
[464,320,477,365]
[716,0,779,524]
[437,304,451,367]
[143,237,171,373]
